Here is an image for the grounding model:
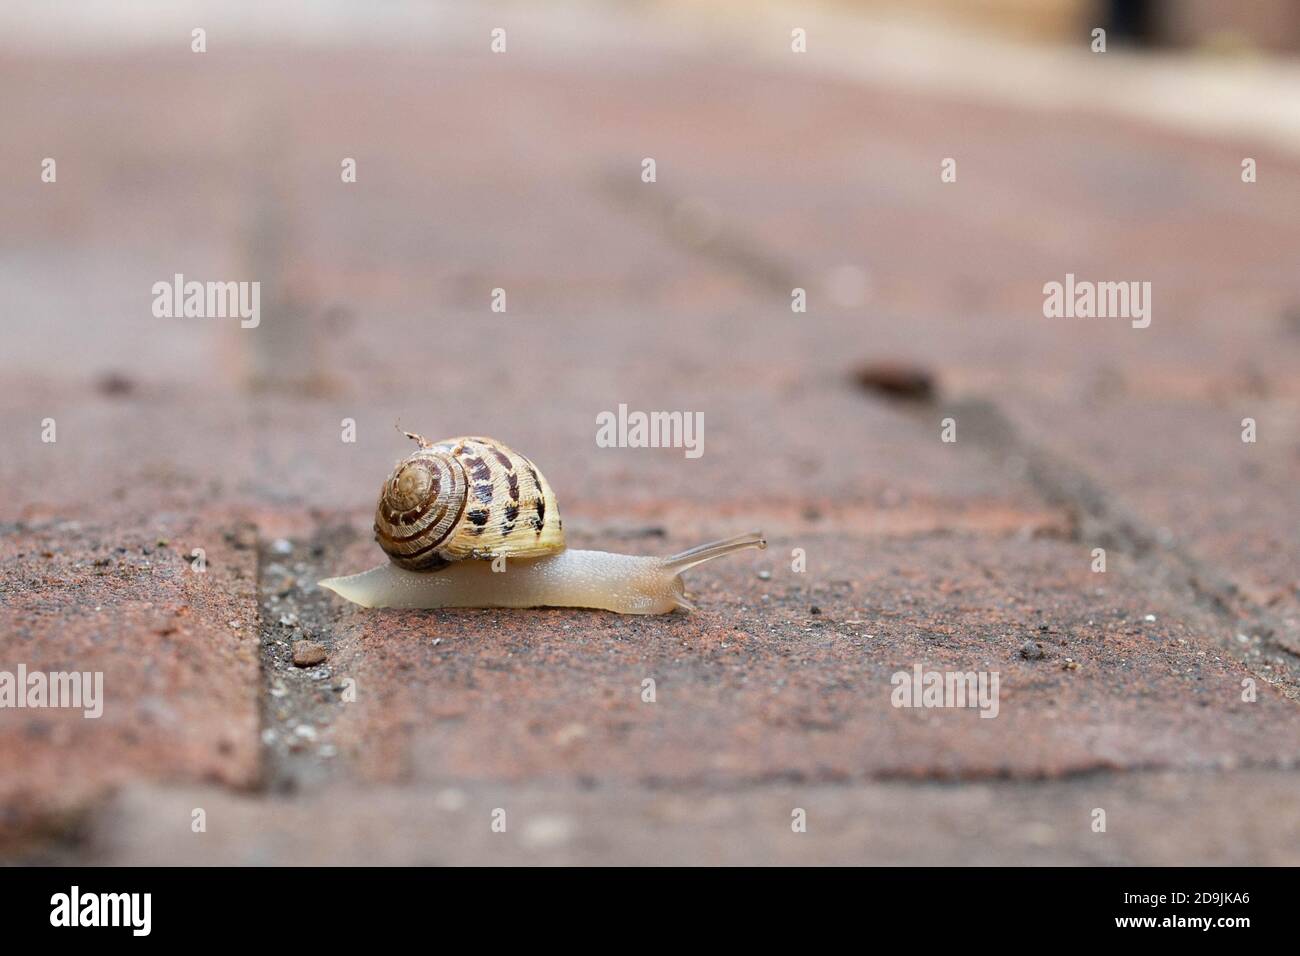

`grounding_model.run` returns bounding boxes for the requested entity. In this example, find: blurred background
[1,1,1298,865]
